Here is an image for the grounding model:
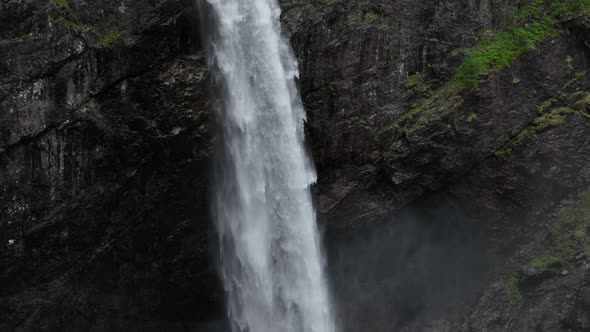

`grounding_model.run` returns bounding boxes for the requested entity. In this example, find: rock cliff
[1,0,589,331]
